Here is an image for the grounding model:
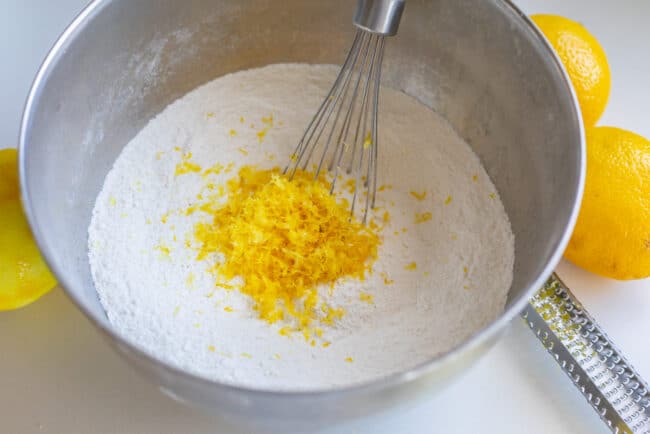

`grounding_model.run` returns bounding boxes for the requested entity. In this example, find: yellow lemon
[565,127,650,280]
[531,14,611,126]
[0,148,56,310]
